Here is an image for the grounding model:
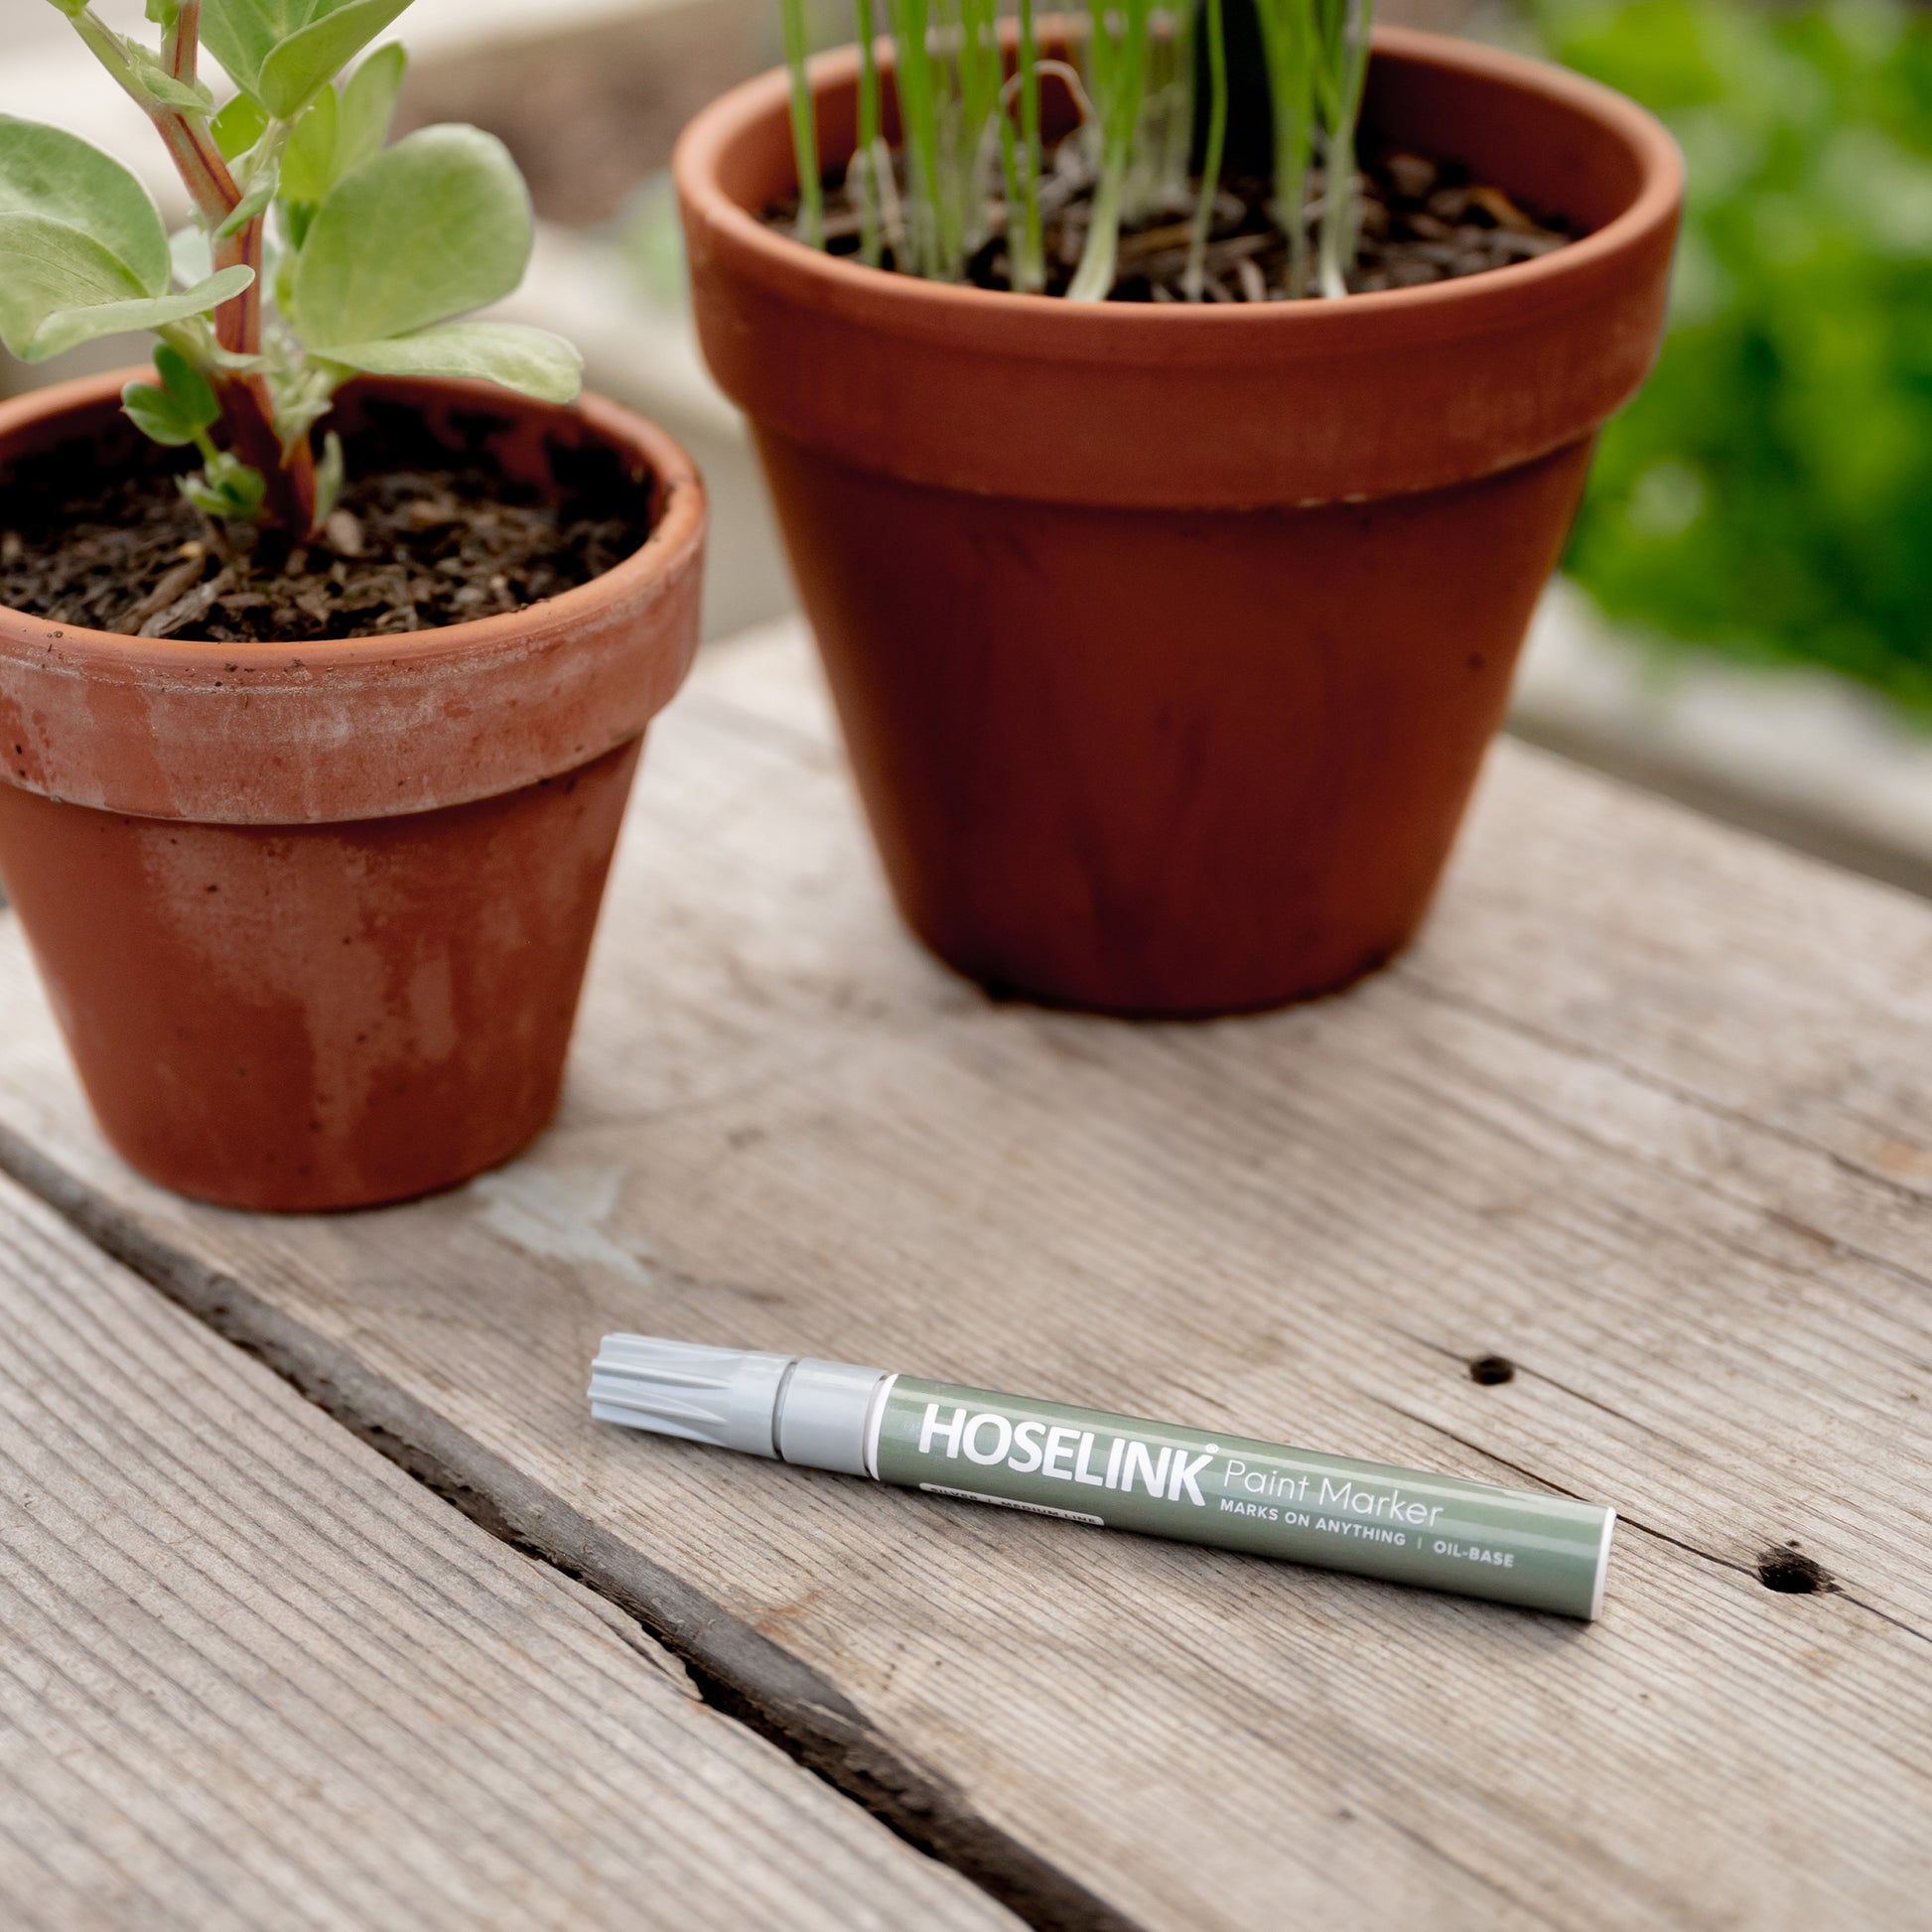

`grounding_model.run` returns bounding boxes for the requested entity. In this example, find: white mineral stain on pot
[134,822,432,1156]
